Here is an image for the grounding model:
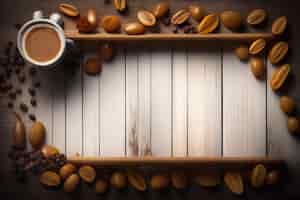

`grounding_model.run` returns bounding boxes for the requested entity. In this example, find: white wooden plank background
[32,47,288,157]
